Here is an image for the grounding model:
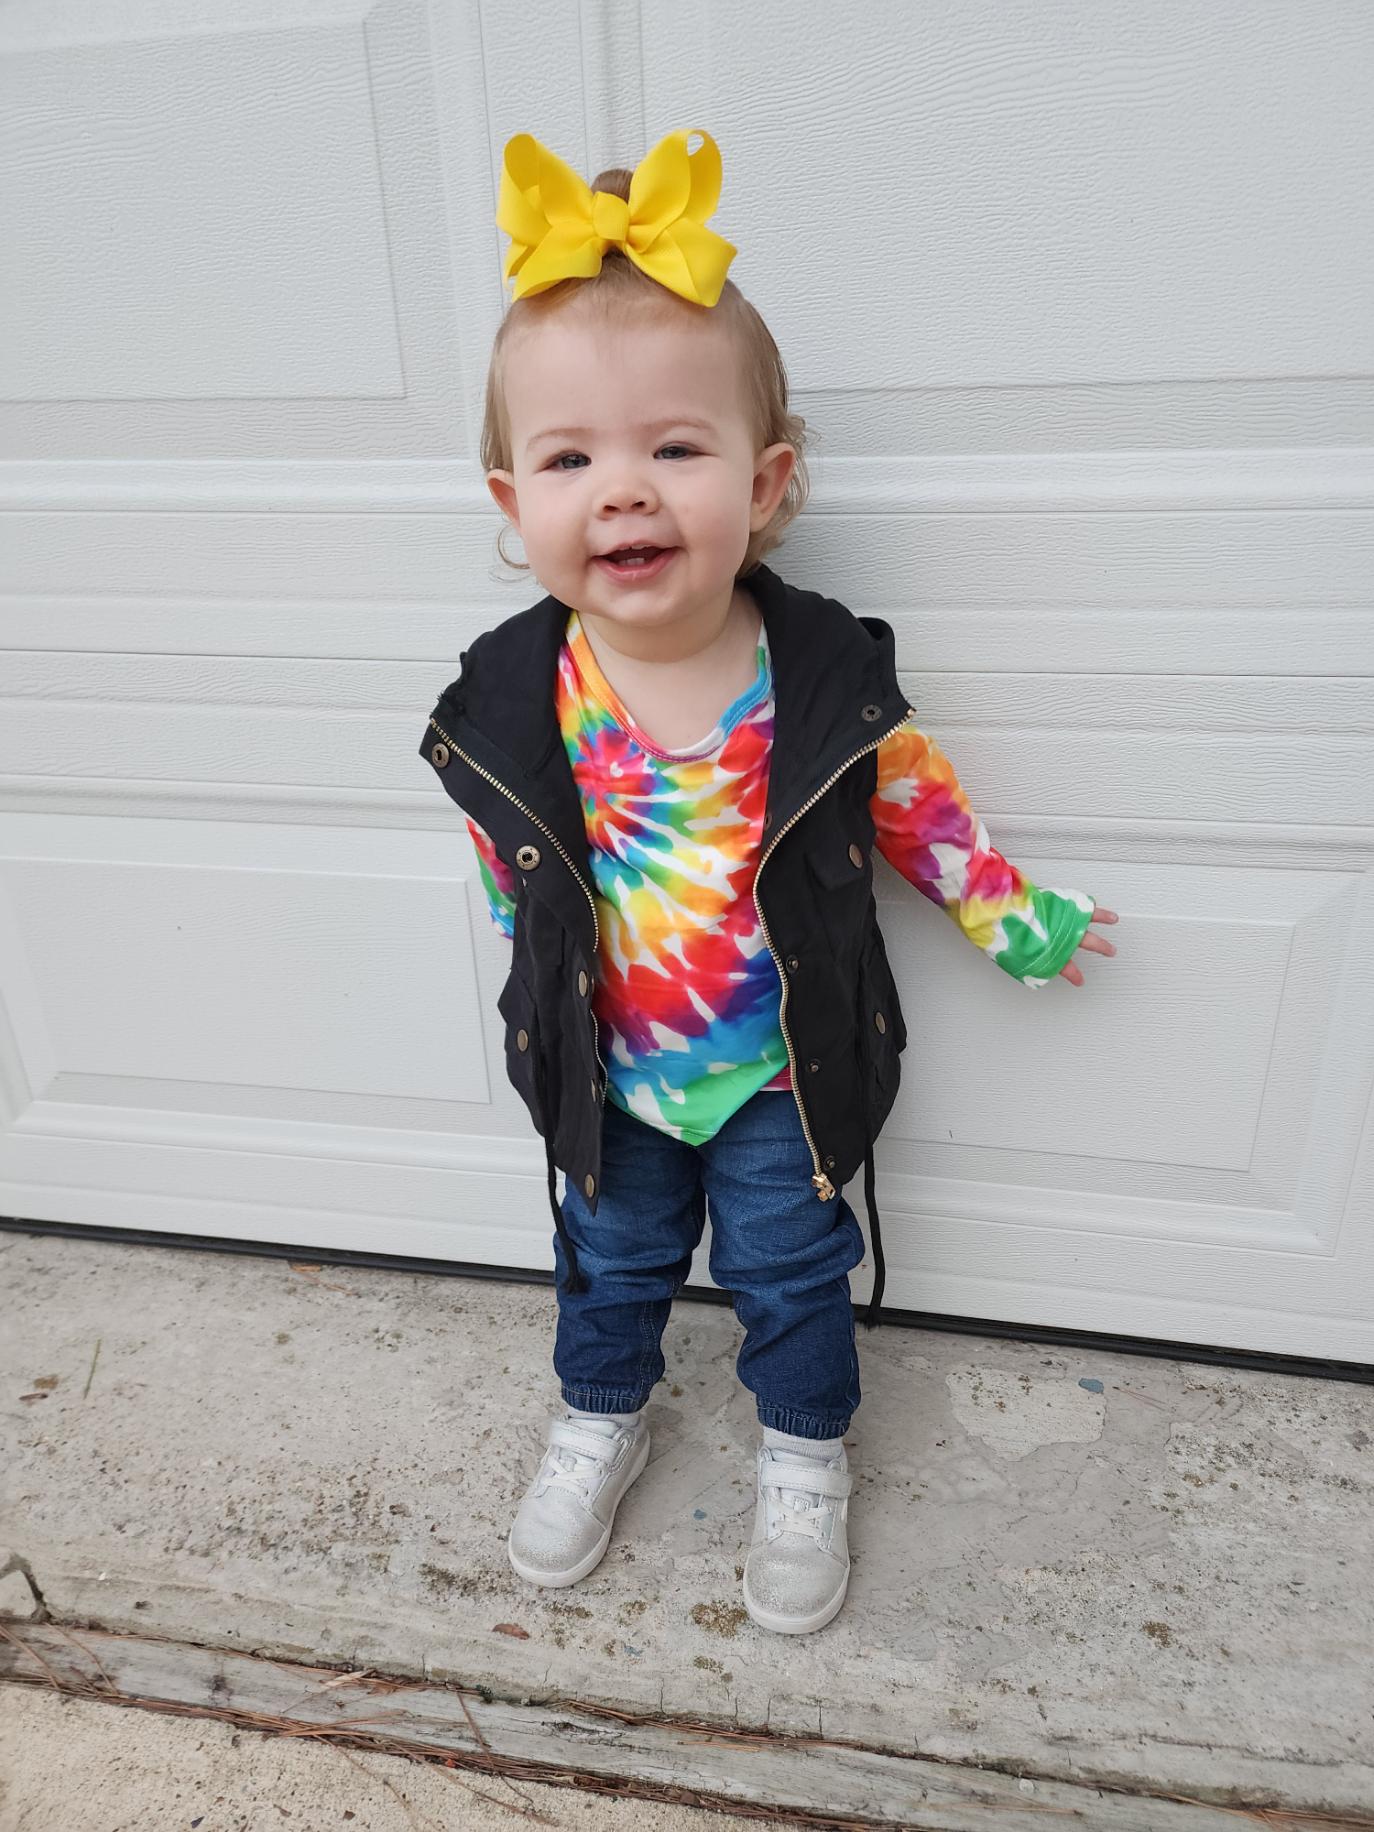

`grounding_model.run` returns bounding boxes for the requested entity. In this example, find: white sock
[761,1426,846,1512]
[762,1425,844,1463]
[567,1404,642,1433]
